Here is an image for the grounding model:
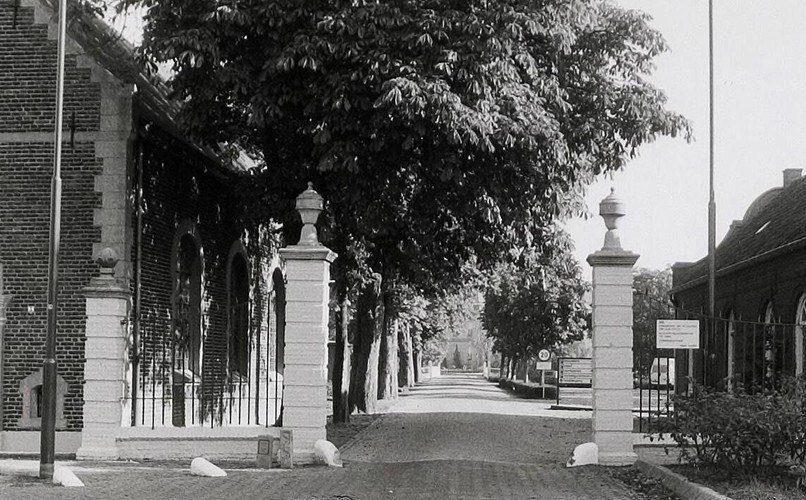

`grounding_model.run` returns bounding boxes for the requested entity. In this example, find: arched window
[227,246,250,378]
[796,295,806,377]
[174,233,202,374]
